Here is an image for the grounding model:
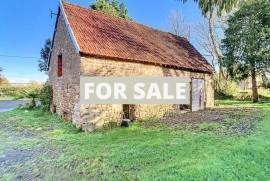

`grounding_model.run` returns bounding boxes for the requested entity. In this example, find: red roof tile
[62,2,213,73]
